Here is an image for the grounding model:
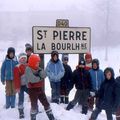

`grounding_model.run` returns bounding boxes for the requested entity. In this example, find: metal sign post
[56,19,69,60]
